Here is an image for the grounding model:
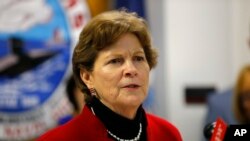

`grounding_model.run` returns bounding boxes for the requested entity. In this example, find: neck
[100,99,139,119]
[87,97,147,141]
